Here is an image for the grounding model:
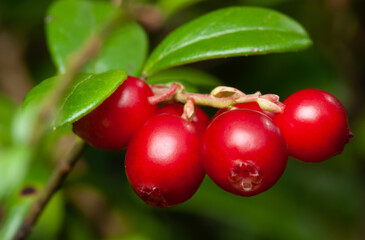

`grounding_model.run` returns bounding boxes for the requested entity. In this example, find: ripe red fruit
[125,114,205,207]
[201,109,288,197]
[274,88,353,162]
[214,102,276,120]
[73,76,157,150]
[158,103,210,135]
